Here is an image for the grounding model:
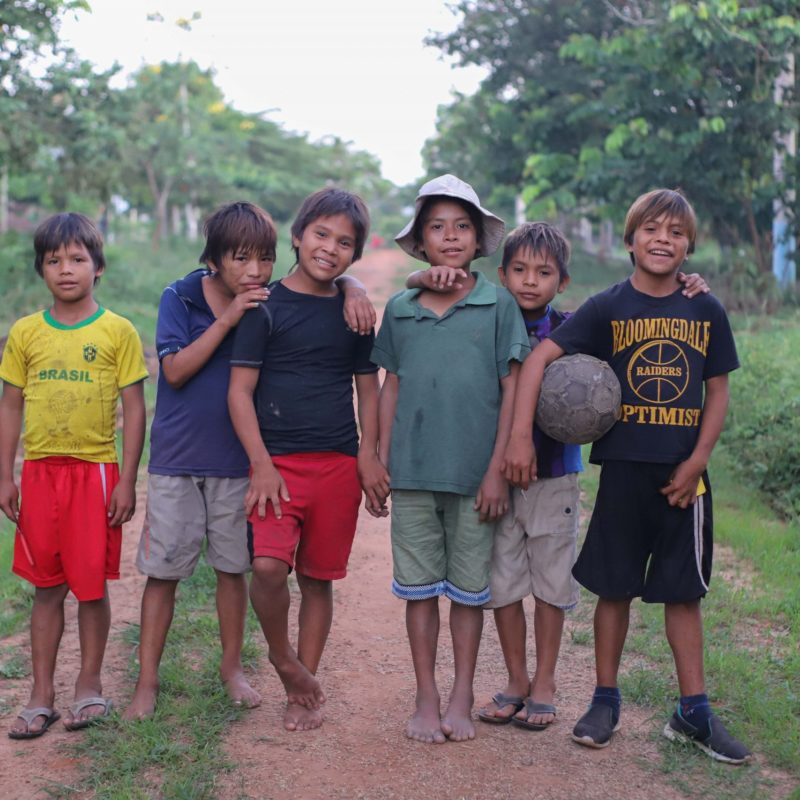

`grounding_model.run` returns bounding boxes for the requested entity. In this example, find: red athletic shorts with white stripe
[12,457,122,601]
